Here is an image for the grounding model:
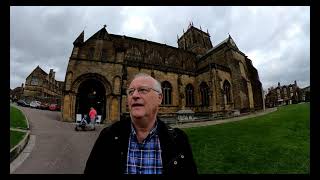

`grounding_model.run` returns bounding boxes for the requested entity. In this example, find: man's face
[128,77,163,122]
